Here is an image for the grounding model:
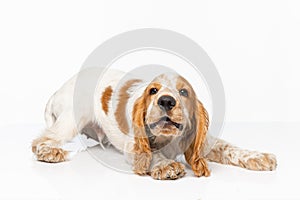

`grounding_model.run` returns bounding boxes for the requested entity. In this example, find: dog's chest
[147,133,185,159]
